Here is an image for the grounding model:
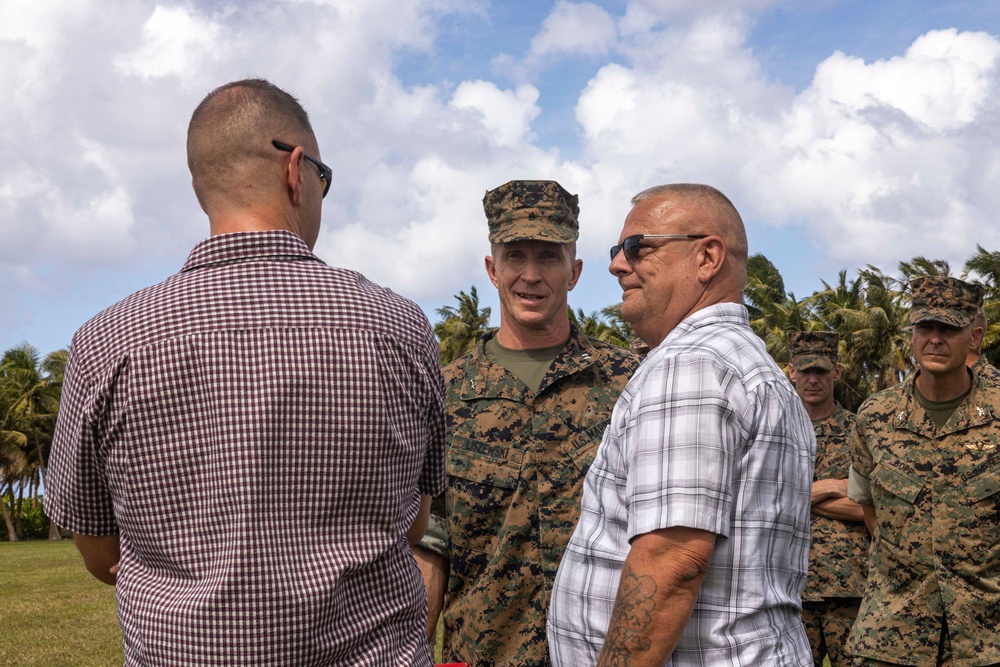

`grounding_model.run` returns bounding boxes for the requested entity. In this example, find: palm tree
[598,303,635,348]
[744,254,787,329]
[897,256,952,281]
[0,344,65,540]
[569,305,632,349]
[0,418,29,541]
[434,287,492,365]
[964,245,1000,366]
[743,254,820,364]
[855,267,913,393]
